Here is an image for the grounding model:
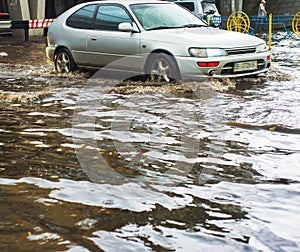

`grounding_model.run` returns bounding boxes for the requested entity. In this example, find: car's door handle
[90,37,97,41]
